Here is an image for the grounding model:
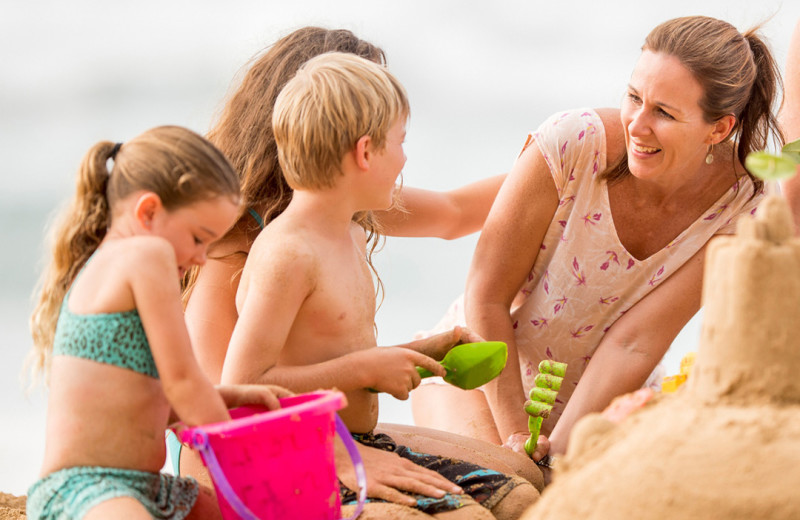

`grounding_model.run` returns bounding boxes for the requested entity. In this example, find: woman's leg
[375,423,542,490]
[411,384,502,444]
[341,502,435,519]
[433,503,496,519]
[489,482,541,520]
